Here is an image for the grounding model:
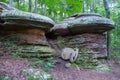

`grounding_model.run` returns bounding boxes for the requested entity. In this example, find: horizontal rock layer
[54,33,107,58]
[1,10,55,31]
[50,13,114,36]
